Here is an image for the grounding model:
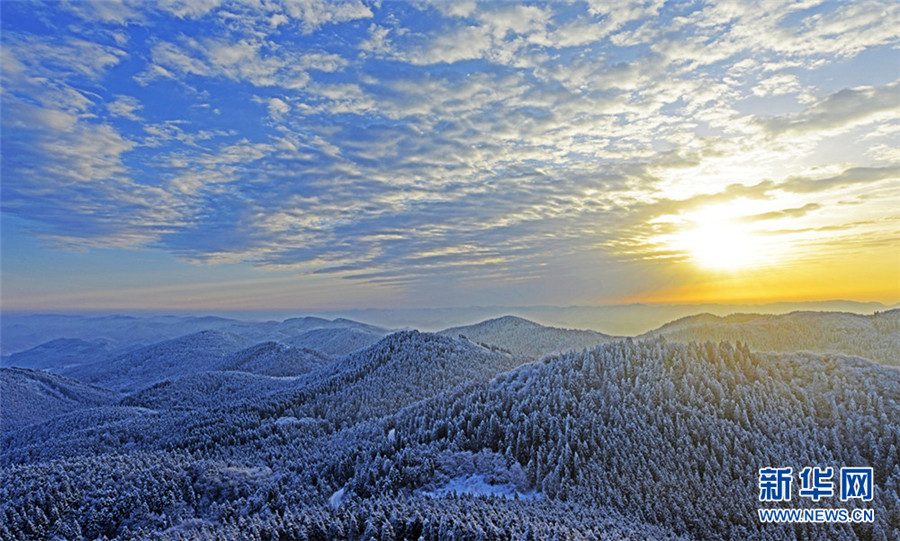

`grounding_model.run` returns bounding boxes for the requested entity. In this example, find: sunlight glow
[670,202,778,272]
[680,220,765,271]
